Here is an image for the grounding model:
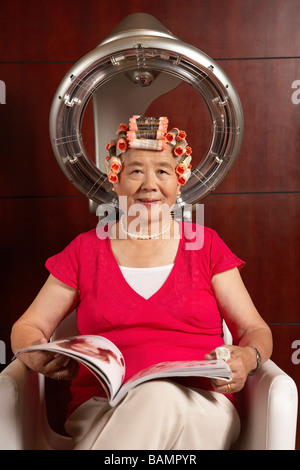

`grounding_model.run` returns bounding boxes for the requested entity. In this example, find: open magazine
[15,335,232,407]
